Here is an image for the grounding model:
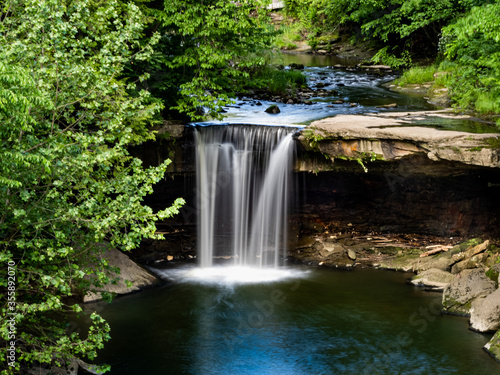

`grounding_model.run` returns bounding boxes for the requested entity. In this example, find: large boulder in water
[84,247,158,302]
[265,104,281,114]
[442,268,496,315]
[470,288,500,332]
